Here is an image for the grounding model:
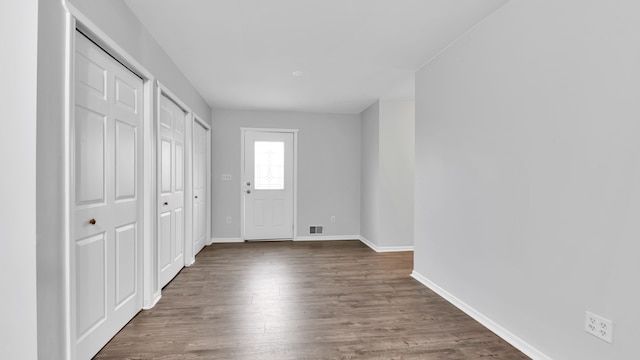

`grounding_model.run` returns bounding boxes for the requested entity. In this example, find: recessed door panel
[115,120,136,201]
[193,202,200,247]
[160,107,172,129]
[75,233,107,338]
[76,53,106,97]
[115,223,136,307]
[274,199,284,226]
[254,200,264,226]
[174,207,184,261]
[115,76,137,113]
[160,139,172,194]
[159,211,171,270]
[76,107,106,205]
[175,143,183,191]
[175,112,184,134]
